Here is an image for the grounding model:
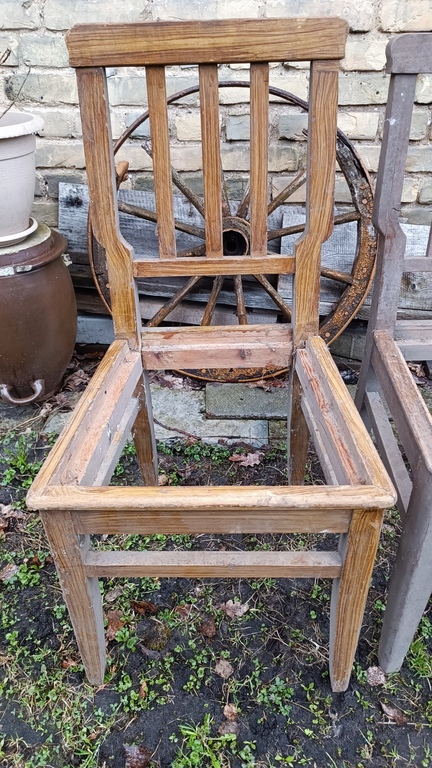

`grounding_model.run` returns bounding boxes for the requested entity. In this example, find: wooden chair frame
[355,33,432,673]
[27,18,395,692]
